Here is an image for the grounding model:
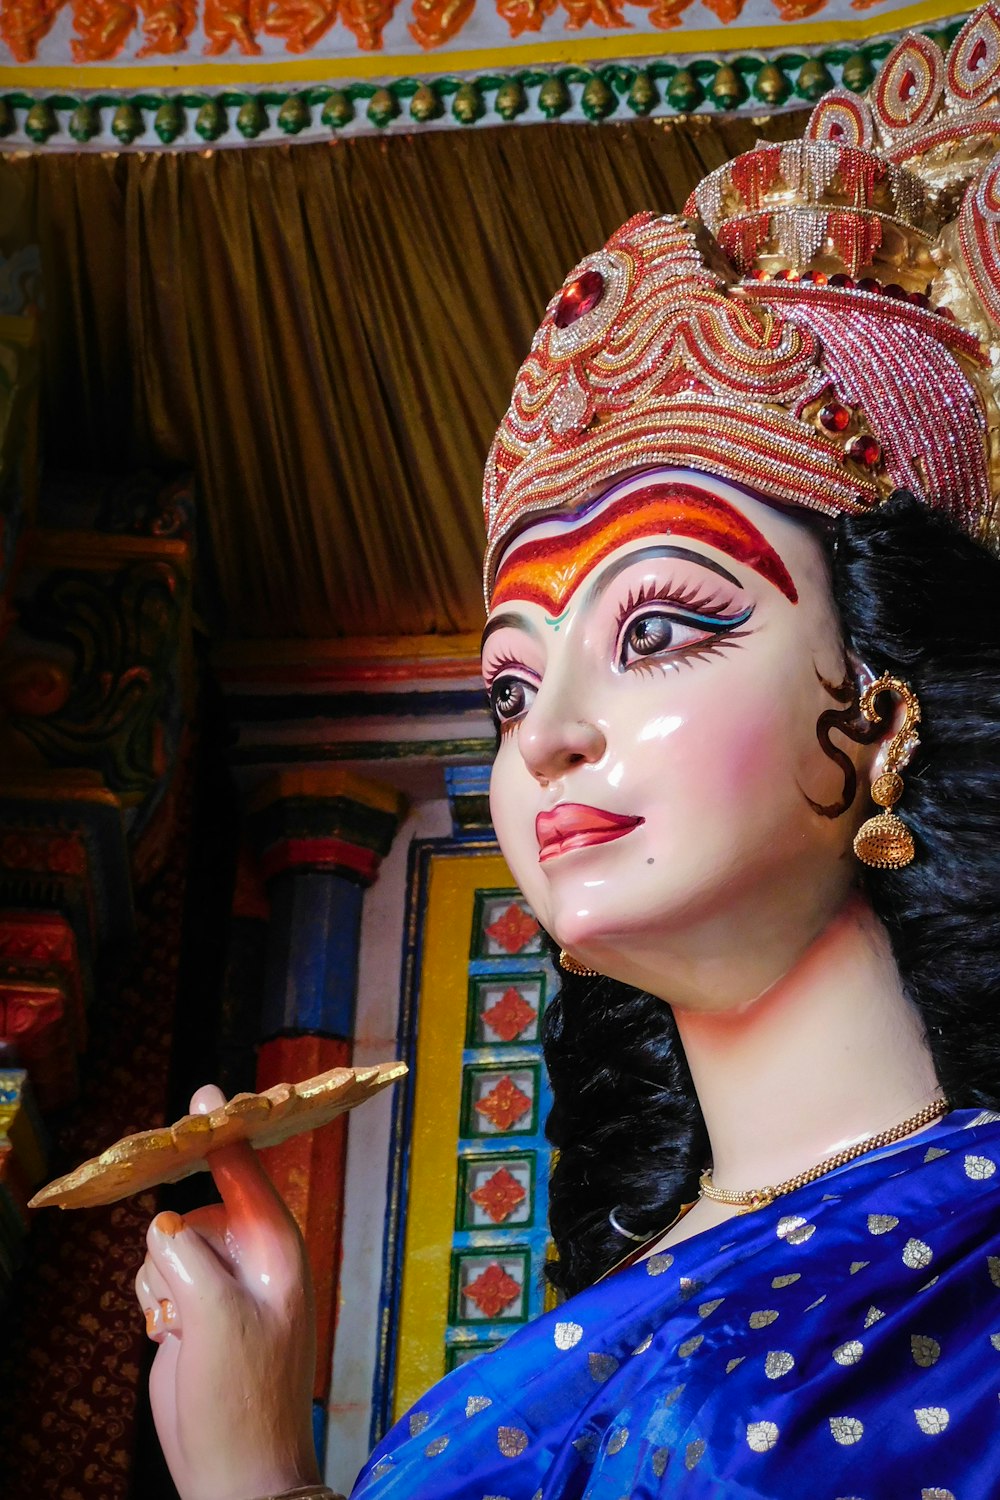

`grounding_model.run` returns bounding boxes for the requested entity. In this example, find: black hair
[542,492,1000,1297]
